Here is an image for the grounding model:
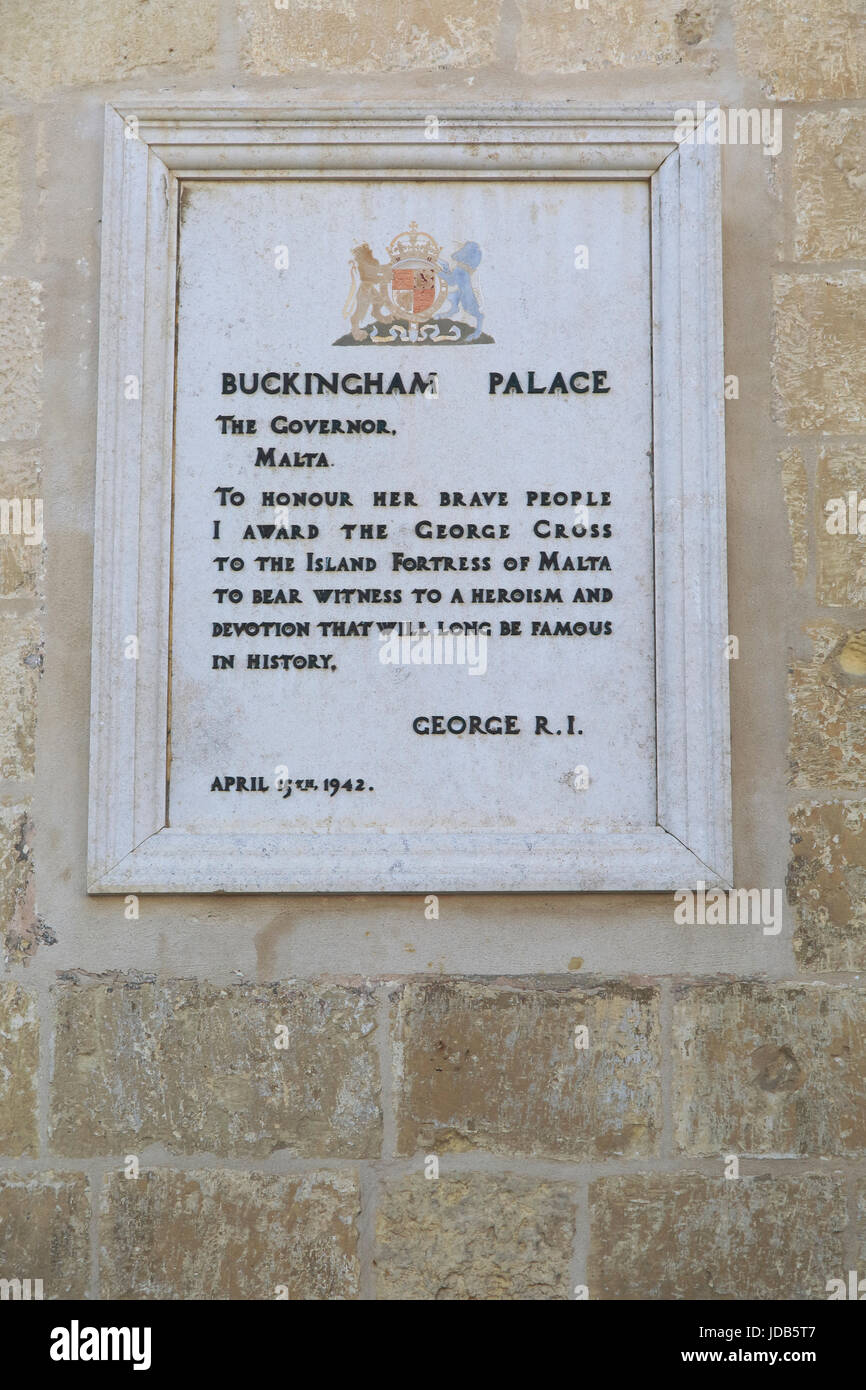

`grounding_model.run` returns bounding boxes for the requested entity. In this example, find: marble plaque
[87,109,731,892]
